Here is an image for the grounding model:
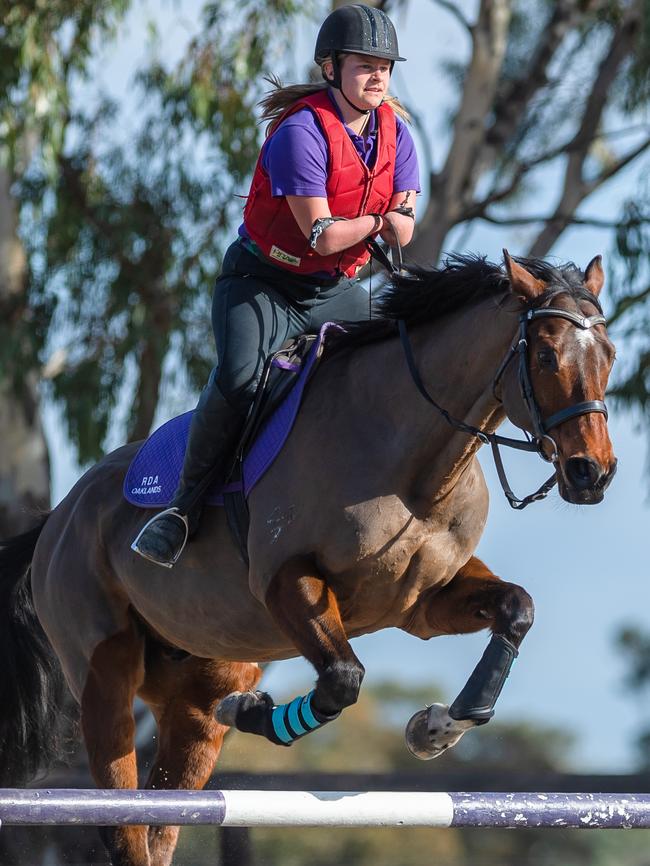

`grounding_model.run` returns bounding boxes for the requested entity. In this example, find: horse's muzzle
[560,456,617,504]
